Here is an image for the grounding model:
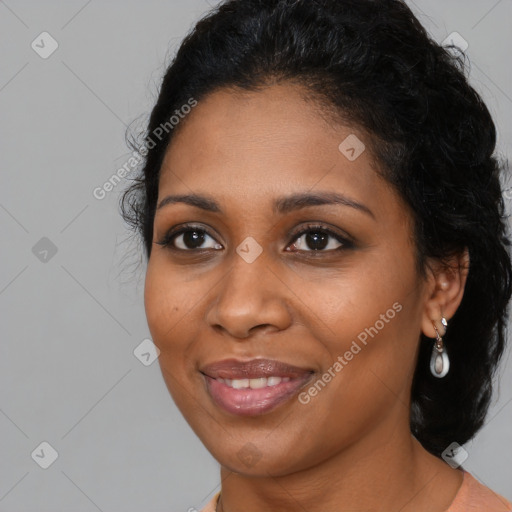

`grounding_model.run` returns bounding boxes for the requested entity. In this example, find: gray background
[1,1,511,510]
